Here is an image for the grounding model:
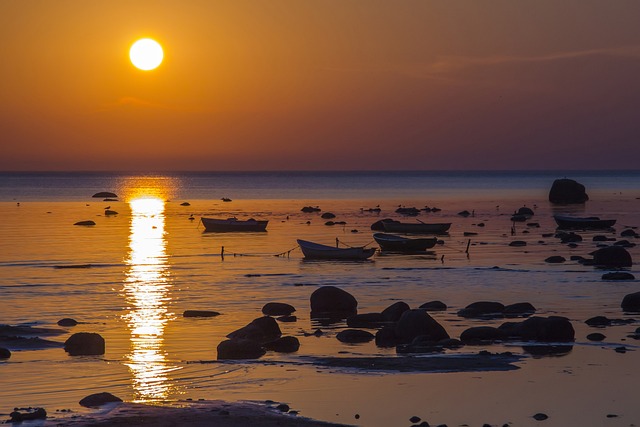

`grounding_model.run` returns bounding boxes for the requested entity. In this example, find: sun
[130,38,164,71]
